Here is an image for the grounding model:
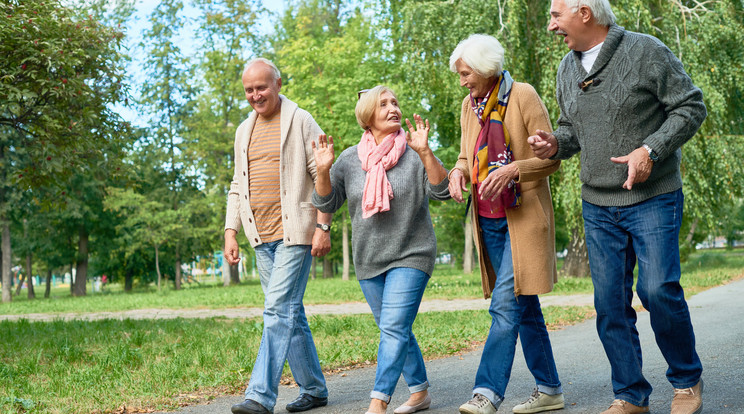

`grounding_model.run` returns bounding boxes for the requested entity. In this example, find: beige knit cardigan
[225,96,323,248]
[452,82,561,298]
